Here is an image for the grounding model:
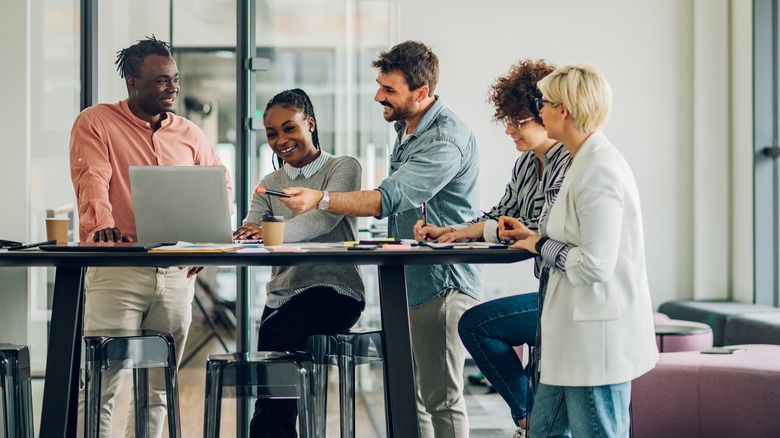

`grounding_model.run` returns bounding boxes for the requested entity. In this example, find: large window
[754,0,780,306]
